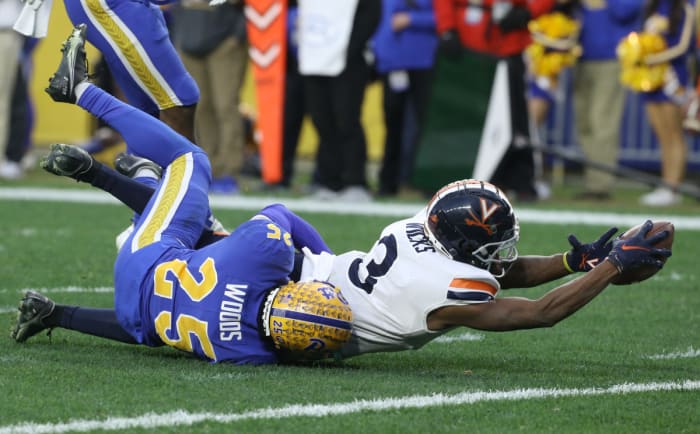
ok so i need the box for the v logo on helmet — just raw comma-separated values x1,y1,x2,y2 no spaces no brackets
463,198,501,236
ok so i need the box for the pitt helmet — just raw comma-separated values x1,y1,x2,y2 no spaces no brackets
424,179,519,277
262,281,353,360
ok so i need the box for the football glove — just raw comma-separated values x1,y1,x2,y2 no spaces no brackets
563,227,618,273
498,6,531,33
438,29,463,61
606,220,672,274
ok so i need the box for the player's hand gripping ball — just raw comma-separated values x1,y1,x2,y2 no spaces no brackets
608,220,674,285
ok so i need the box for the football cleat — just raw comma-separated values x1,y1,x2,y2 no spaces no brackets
424,179,520,277
46,23,89,104
114,153,163,179
262,281,353,360
11,291,56,343
40,143,94,181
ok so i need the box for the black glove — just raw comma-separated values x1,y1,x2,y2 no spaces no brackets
438,29,463,61
564,227,618,273
498,6,531,33
607,220,672,274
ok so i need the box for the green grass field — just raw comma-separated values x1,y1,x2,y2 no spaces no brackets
0,179,699,433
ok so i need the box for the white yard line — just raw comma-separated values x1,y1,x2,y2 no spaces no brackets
2,187,700,229
646,347,700,360
0,380,698,434
0,287,114,295
433,332,485,343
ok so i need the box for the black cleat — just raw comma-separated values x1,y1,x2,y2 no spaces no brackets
46,23,89,103
40,143,94,181
11,291,56,343
114,153,163,179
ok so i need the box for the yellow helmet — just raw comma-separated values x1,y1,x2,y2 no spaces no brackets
262,281,353,360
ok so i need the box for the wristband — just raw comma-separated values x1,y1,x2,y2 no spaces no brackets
562,252,575,273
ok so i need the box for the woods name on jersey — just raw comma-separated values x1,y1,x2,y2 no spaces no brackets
219,283,248,342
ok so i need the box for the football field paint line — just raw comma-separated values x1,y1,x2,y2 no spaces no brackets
433,332,485,343
646,347,700,360
3,187,700,229
0,287,114,295
1,380,698,434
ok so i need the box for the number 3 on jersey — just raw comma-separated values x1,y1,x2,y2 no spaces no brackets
348,235,398,294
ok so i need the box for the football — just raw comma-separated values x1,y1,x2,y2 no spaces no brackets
610,221,674,285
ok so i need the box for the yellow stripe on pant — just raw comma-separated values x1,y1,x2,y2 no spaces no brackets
133,153,192,251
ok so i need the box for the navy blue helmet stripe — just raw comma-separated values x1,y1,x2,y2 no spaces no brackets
271,308,352,330
447,290,494,302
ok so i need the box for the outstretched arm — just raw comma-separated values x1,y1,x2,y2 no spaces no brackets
498,254,571,289
429,260,620,331
429,222,671,332
498,227,618,289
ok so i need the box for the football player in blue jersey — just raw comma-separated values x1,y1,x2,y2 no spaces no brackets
13,26,352,365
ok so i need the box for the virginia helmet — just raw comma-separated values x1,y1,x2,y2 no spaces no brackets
261,281,353,360
424,179,520,277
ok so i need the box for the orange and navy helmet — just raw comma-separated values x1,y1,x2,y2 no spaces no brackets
424,179,519,277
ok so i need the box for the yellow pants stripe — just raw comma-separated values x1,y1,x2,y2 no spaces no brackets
132,154,192,251
82,0,181,108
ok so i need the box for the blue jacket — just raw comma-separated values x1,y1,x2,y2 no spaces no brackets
578,1,641,61
372,0,438,73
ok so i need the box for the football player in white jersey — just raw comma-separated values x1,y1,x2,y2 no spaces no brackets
299,179,672,358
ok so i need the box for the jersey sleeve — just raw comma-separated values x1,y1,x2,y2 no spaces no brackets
446,277,499,303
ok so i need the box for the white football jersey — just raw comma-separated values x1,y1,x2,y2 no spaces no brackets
301,210,500,358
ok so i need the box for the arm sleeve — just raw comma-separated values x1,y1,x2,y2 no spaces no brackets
408,9,436,31
258,203,333,254
432,0,458,34
525,0,557,19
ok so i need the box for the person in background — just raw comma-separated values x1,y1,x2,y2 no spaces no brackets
525,1,580,140
0,0,23,180
277,1,306,189
618,0,695,206
298,0,381,202
373,0,438,198
2,37,39,179
169,0,248,194
433,0,557,202
572,0,639,201
524,0,581,197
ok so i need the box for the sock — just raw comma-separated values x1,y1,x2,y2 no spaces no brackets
134,168,159,180
53,305,137,344
74,82,91,103
90,165,155,213
75,158,103,184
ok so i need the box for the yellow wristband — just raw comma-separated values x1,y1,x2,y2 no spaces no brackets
562,252,575,274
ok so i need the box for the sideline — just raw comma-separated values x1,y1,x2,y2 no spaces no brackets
2,187,700,229
0,380,698,433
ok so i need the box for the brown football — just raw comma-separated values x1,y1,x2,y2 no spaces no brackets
610,221,674,285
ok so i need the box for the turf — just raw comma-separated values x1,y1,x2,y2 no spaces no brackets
0,185,698,433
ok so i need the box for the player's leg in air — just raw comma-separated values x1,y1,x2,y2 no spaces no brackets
12,26,333,346
61,0,199,142
40,24,213,348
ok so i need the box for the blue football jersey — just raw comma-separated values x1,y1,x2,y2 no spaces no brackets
115,219,295,365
